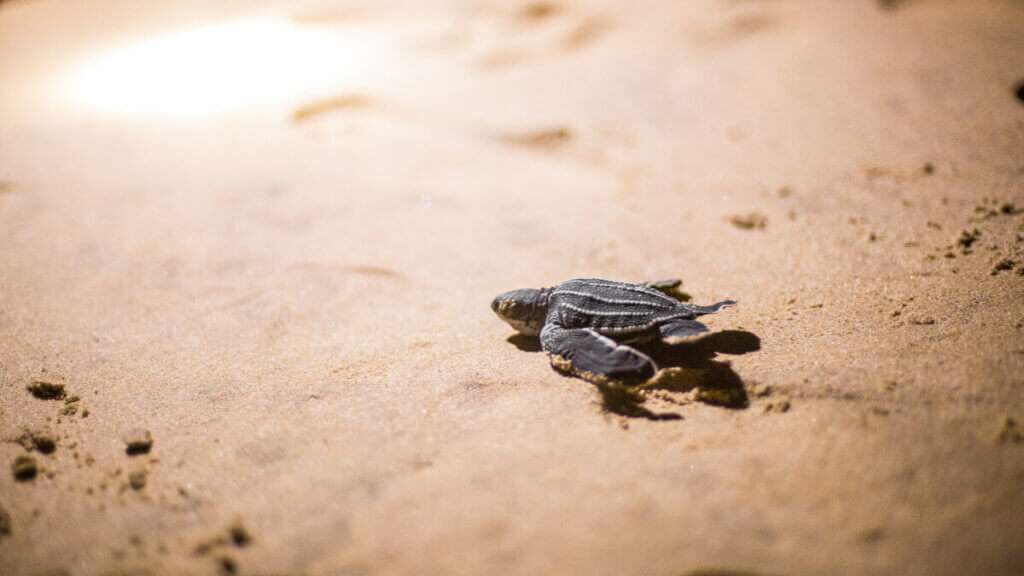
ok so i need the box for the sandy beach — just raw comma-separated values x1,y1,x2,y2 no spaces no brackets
1,0,1023,574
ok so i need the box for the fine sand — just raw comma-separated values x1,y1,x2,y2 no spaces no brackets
1,0,1023,574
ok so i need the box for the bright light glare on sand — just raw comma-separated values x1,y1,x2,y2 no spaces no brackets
64,18,367,118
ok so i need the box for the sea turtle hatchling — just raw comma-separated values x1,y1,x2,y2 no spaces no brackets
491,278,735,383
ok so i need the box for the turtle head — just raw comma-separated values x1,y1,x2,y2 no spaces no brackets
491,288,549,336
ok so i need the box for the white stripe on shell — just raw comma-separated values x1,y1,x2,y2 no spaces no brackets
550,289,674,308
559,303,658,317
567,279,680,306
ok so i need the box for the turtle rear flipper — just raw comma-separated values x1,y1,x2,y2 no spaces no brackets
684,299,736,316
659,318,711,344
541,324,656,383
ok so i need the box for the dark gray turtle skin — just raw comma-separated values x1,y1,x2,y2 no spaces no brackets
491,278,736,383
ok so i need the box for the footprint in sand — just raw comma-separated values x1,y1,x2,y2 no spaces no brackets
474,2,612,70
342,265,400,278
291,94,375,123
519,2,561,22
683,2,781,51
497,127,574,150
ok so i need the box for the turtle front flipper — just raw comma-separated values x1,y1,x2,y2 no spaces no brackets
659,318,711,344
643,279,691,302
643,279,682,291
540,324,657,383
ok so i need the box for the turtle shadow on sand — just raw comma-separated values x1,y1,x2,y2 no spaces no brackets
508,330,761,420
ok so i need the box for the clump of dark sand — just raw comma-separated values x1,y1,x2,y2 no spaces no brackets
219,556,238,575
194,519,255,558
991,258,1016,275
956,229,981,254
763,399,791,413
998,417,1022,444
17,430,57,454
694,386,749,409
729,212,768,230
12,455,38,481
129,469,147,491
973,198,1022,220
62,396,81,416
876,0,906,9
123,429,153,456
26,381,66,400
229,522,253,547
0,503,11,537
